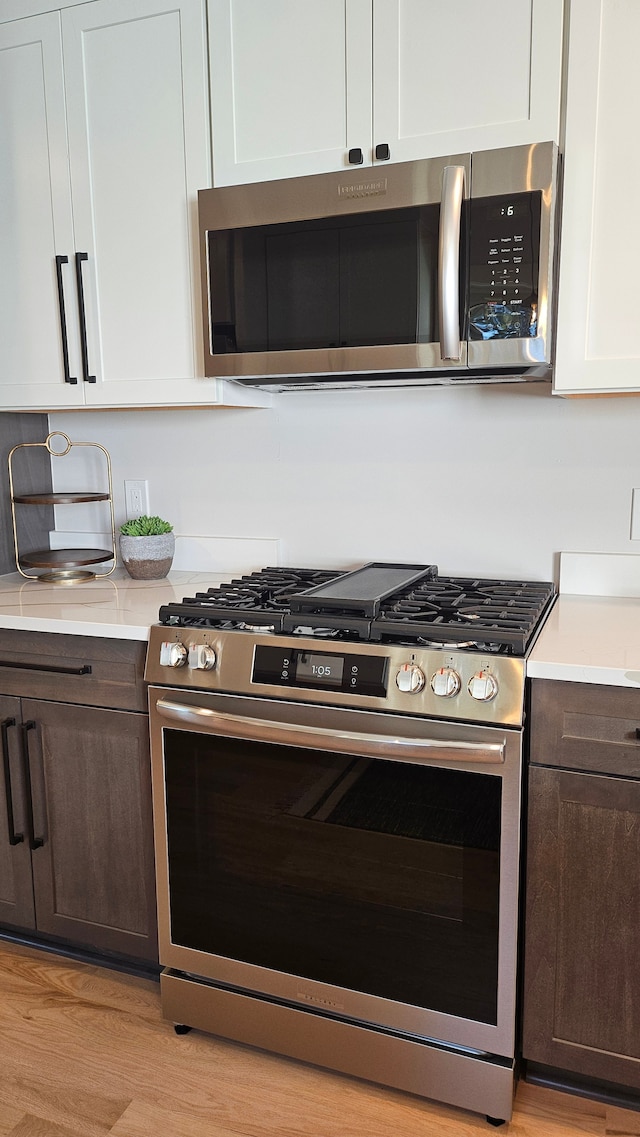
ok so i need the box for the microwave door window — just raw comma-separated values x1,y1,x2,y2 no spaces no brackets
208,205,442,356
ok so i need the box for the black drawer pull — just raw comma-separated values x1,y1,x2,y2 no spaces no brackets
375,142,390,161
0,661,91,676
1,717,23,846
20,722,44,851
348,147,363,165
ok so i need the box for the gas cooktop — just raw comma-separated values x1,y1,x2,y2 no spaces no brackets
158,561,556,656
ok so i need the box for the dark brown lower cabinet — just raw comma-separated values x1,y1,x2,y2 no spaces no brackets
523,679,640,1092
0,631,157,965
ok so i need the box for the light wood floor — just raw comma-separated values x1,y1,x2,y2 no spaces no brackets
0,941,638,1137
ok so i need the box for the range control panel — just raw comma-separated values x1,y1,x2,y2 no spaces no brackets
146,627,528,727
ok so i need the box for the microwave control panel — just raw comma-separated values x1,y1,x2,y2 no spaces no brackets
468,191,541,341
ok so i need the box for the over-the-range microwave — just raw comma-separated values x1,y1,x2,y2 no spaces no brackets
198,142,559,392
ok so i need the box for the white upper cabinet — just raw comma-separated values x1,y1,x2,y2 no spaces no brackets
0,14,80,410
553,0,640,396
0,0,268,411
208,0,564,187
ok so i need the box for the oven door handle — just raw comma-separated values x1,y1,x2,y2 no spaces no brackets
155,699,505,765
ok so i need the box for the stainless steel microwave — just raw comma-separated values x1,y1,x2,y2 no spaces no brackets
198,142,559,391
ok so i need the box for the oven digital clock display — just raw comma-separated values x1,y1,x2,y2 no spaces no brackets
295,653,344,686
252,645,387,697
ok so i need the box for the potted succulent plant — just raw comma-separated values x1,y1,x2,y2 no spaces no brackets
119,515,175,579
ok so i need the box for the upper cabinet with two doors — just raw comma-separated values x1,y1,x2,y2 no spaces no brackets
0,0,267,411
208,0,565,186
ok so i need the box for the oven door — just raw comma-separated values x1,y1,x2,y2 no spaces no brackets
148,685,523,1058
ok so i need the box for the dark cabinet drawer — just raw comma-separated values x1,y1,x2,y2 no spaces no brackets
529,678,640,777
0,629,146,712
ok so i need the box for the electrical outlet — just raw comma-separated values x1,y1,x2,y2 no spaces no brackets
124,479,150,519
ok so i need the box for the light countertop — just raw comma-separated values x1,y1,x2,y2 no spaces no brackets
527,594,640,688
0,569,226,641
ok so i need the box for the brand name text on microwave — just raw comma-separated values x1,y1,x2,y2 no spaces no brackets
337,178,388,199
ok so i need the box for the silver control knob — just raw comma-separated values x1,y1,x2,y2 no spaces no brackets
159,640,188,668
188,643,217,671
468,670,499,702
430,666,461,698
396,662,426,694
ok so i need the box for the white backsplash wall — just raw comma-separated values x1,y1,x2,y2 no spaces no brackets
49,381,640,581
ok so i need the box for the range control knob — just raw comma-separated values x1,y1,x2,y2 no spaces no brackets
188,643,217,671
430,666,461,698
468,669,499,702
396,662,426,694
160,640,188,668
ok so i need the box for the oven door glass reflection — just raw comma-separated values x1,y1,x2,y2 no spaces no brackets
164,729,502,1025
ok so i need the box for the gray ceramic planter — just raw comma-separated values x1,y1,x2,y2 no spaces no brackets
119,532,175,579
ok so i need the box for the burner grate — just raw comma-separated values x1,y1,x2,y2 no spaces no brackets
158,565,556,655
158,567,341,629
371,577,556,653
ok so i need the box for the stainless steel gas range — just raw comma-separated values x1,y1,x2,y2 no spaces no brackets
145,562,556,1125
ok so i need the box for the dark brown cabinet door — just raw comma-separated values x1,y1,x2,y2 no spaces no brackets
0,695,36,929
523,762,640,1088
22,699,157,963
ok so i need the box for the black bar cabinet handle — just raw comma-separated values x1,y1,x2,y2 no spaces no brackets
1,717,23,846
0,661,91,676
74,252,96,383
348,147,363,165
54,255,78,385
20,722,44,851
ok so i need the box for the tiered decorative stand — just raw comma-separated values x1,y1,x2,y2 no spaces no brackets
8,432,116,584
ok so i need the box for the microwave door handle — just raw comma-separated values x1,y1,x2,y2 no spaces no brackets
154,698,505,766
438,165,466,362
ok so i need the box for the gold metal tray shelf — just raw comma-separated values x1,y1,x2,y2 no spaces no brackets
9,432,116,584
12,492,111,506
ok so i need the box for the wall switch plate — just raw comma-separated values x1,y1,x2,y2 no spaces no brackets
124,479,150,519
631,488,640,540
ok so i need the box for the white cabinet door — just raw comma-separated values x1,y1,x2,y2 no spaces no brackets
373,0,564,164
553,0,640,396
0,14,83,409
62,0,219,407
209,0,372,186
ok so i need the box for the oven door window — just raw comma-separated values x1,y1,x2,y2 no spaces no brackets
207,205,444,355
164,730,501,1026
